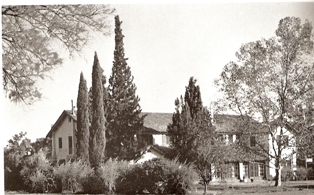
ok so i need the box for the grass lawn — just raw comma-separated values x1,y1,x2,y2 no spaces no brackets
5,181,314,195
191,180,314,195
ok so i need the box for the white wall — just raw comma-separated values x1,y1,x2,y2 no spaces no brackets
153,134,169,147
53,116,76,163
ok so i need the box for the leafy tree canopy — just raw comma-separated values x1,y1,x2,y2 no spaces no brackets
215,16,314,186
2,5,115,104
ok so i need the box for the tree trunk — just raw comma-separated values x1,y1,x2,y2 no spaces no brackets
203,181,207,195
274,157,282,186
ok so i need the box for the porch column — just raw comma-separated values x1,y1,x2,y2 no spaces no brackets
239,162,244,180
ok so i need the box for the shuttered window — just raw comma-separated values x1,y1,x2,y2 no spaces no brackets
69,136,73,154
58,137,62,148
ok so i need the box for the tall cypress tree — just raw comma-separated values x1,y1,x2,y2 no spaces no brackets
89,52,106,169
76,72,90,164
106,15,145,161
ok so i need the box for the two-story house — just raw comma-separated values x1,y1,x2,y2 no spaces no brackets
46,109,172,165
46,109,77,164
46,108,297,182
212,114,270,182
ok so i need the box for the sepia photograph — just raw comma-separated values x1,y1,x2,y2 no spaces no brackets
2,1,314,194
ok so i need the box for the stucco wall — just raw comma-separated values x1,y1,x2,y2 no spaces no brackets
53,116,76,163
153,134,169,147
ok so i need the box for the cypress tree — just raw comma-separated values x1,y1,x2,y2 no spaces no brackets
184,77,203,118
167,77,213,163
76,72,90,163
89,52,106,169
106,15,145,161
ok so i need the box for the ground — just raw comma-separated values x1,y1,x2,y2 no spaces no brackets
5,181,314,194
191,180,314,195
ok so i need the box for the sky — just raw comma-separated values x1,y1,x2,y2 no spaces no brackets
2,1,314,145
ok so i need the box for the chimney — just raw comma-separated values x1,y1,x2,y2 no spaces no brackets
71,100,75,115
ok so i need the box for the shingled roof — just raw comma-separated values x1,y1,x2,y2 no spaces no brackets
213,114,268,134
46,110,266,138
141,112,173,133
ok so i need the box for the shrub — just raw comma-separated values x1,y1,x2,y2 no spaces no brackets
20,150,54,193
80,158,128,194
53,160,93,193
308,167,314,180
28,169,48,193
100,158,129,193
281,166,293,181
295,167,308,181
115,158,198,194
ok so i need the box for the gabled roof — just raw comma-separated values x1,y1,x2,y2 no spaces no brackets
46,110,267,138
213,114,267,134
148,145,175,159
141,112,173,133
46,110,77,138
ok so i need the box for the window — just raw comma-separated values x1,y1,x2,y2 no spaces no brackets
234,134,240,142
244,163,249,178
162,135,170,146
249,163,259,177
234,163,239,178
58,137,62,148
68,136,73,154
259,163,264,177
69,116,72,122
250,136,256,147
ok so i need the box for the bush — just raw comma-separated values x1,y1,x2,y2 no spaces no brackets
295,167,308,181
28,169,48,193
308,167,314,179
53,160,93,193
20,150,54,193
81,158,128,194
281,166,293,181
115,158,198,194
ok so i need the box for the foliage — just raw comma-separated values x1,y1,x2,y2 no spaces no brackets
214,16,314,186
167,77,212,162
295,167,311,181
20,150,54,193
53,160,93,193
31,137,52,158
4,132,31,191
81,158,129,194
89,52,106,170
116,158,198,194
106,15,146,161
76,72,90,163
2,5,115,104
167,77,217,194
281,166,294,181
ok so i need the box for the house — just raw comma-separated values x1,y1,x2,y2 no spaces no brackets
46,109,77,164
46,109,172,165
46,108,297,182
140,112,172,147
136,112,173,163
212,114,299,182
211,114,271,182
